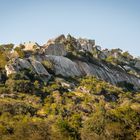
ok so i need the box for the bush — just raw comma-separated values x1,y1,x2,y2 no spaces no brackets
0,86,8,94
14,47,25,58
56,119,79,139
104,122,125,139
42,60,54,74
117,81,134,91
0,101,37,116
6,79,33,93
2,121,51,140
82,111,106,135
0,53,8,69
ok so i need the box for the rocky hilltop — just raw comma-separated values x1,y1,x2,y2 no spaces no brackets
1,35,140,140
2,34,140,91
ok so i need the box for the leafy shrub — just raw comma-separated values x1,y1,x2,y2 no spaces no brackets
0,86,8,94
117,81,134,91
42,60,54,73
0,100,37,116
0,52,8,69
56,119,79,139
2,121,51,140
6,79,33,93
0,76,140,140
14,47,25,58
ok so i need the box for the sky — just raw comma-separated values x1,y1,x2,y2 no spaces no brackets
0,0,140,56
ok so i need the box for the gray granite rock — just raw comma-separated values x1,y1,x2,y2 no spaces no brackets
44,44,67,56
135,61,140,69
45,55,82,77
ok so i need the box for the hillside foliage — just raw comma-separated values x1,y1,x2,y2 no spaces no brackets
0,40,140,140
0,75,140,140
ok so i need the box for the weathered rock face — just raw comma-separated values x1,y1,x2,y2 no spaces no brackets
29,58,50,77
5,58,33,76
17,59,33,70
4,35,140,90
43,55,140,89
22,42,40,51
5,55,140,90
135,61,140,69
45,55,81,77
43,35,96,56
5,65,17,76
44,44,67,56
77,61,140,88
77,38,95,53
5,58,50,81
43,35,67,56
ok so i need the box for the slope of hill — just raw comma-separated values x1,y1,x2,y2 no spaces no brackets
0,35,140,140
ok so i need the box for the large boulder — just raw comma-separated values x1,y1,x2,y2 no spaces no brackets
43,35,68,56
5,64,17,76
43,55,140,89
22,42,40,51
17,58,33,69
43,35,96,56
29,58,50,77
77,38,95,53
135,60,140,69
44,43,67,56
45,55,82,77
5,58,51,81
5,58,33,76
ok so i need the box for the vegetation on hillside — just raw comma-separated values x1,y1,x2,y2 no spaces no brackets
0,75,140,140
0,42,140,140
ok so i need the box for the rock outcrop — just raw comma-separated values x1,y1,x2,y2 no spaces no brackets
44,44,67,56
5,64,17,76
135,60,140,69
4,35,140,90
77,38,95,53
5,58,32,76
43,34,96,56
29,58,50,77
22,42,40,51
45,55,81,77
5,58,50,81
43,55,140,90
17,59,33,69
